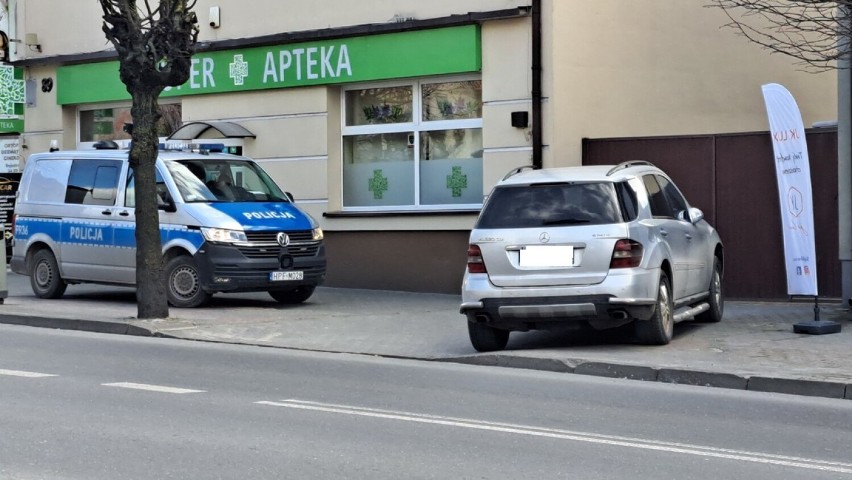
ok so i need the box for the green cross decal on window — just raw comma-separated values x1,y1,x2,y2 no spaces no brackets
446,166,468,197
368,169,389,199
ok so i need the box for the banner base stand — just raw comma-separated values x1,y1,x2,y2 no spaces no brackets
792,298,841,334
793,320,841,335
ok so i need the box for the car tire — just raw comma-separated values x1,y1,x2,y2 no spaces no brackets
696,258,724,323
29,249,67,299
635,271,674,345
467,318,510,352
269,286,316,304
165,255,211,308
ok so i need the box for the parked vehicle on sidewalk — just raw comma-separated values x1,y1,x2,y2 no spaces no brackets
460,161,724,351
11,142,326,307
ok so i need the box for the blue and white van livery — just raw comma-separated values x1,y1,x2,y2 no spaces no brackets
10,145,326,307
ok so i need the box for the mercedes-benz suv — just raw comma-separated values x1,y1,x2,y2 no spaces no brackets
460,161,724,351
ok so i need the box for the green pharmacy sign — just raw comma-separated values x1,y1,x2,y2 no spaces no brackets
0,66,25,133
57,25,481,105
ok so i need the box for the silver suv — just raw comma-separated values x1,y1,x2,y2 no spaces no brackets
460,161,724,351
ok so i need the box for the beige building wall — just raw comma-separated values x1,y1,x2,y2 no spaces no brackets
15,0,525,60
546,0,837,166
481,17,534,192
18,66,62,156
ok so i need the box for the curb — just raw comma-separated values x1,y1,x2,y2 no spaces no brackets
0,314,154,337
445,354,852,400
3,314,851,401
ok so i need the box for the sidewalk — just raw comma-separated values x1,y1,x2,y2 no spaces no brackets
1,271,850,400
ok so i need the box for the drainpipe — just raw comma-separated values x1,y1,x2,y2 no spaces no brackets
531,0,543,169
839,5,852,308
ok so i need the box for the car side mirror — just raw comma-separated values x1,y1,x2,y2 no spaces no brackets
685,207,704,224
284,191,295,202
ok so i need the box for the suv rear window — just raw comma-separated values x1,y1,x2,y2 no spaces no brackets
476,182,622,229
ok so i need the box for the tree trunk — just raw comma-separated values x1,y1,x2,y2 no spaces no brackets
130,89,169,319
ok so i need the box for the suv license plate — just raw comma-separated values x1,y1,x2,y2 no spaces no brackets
520,245,574,267
270,271,304,281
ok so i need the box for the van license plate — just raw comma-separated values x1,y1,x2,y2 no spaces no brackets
270,271,304,281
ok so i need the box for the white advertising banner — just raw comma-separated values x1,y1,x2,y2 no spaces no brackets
761,83,818,296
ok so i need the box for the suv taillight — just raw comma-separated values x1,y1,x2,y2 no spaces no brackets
467,245,487,274
610,239,643,268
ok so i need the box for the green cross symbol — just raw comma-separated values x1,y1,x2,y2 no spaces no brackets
229,54,249,86
368,169,389,199
0,66,24,116
446,166,468,197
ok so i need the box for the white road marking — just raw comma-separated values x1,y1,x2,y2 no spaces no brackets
257,399,852,475
102,382,205,394
0,369,57,378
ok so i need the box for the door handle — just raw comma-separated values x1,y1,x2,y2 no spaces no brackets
101,209,112,216
118,210,130,217
659,229,668,237
685,233,693,240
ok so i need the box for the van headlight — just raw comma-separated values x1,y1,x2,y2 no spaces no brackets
202,227,248,244
312,227,324,241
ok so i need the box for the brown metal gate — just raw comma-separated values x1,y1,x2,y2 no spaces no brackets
583,129,840,300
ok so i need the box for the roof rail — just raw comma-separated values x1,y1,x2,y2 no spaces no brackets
606,160,654,176
502,165,535,180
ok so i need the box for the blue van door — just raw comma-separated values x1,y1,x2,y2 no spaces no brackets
59,159,124,282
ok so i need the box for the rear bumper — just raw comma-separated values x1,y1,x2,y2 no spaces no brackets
460,267,659,330
461,295,655,330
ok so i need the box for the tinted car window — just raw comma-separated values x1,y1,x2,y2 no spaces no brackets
65,159,121,206
642,174,674,218
615,181,638,221
657,175,689,219
476,182,621,228
125,168,169,208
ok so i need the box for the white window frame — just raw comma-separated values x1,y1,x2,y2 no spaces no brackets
340,75,483,212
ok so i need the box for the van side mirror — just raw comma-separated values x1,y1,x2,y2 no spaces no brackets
157,192,177,213
158,199,177,213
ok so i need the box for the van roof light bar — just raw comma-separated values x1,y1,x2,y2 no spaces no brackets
93,140,120,150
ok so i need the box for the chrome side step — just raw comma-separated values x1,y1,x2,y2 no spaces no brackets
673,302,710,323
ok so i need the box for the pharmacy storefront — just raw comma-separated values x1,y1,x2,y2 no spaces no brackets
0,65,24,260
54,24,502,292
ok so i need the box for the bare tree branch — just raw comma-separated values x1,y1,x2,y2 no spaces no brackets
101,0,198,88
708,0,852,71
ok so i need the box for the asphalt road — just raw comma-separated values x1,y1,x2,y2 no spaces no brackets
1,324,850,479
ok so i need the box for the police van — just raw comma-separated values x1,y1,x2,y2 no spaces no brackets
10,143,326,307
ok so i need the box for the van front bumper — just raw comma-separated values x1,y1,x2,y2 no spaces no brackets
194,241,326,293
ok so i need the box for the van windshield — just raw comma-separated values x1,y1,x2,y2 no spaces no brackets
167,159,290,203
